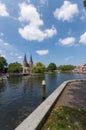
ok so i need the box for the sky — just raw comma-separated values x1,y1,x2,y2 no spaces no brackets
0,0,86,66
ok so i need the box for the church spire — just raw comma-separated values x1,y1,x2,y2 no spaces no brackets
30,55,33,64
23,53,28,68
24,53,27,62
23,54,29,75
29,55,33,76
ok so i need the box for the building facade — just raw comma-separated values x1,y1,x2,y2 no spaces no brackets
23,54,33,75
74,64,86,73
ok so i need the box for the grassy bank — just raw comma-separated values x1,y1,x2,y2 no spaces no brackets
41,106,86,130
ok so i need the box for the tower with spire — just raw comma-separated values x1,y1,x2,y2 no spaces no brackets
29,55,33,76
23,54,33,75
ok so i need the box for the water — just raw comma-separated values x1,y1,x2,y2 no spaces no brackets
0,73,86,130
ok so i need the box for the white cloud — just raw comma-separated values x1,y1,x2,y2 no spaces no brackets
36,50,49,55
9,52,13,56
64,56,73,61
0,32,4,37
59,37,75,46
40,0,48,6
0,39,16,59
80,9,86,21
18,3,57,42
4,42,9,46
79,32,86,44
18,56,23,59
9,52,18,56
15,53,19,56
0,2,9,17
9,52,23,60
0,38,23,63
0,54,6,58
0,50,2,54
18,3,43,26
54,1,79,22
40,0,47,4
0,38,13,49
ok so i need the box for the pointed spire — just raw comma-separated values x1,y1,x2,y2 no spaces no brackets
24,53,27,62
30,55,33,63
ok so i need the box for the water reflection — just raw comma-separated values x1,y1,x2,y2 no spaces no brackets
0,81,6,93
22,78,30,94
0,73,86,130
42,85,46,101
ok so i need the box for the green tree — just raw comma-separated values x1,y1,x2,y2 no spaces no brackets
0,56,7,73
47,63,57,72
33,62,46,73
83,0,86,8
8,62,22,73
57,65,75,71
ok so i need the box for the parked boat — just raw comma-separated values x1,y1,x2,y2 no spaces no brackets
0,74,9,81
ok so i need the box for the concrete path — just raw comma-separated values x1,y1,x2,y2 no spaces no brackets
56,81,86,110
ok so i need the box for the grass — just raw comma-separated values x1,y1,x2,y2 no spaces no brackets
41,106,86,130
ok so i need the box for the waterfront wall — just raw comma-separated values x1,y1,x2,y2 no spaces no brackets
15,79,85,130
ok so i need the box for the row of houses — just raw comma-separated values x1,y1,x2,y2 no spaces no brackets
73,64,86,73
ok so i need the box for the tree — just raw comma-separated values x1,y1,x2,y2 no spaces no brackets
83,0,86,8
47,63,57,72
0,56,7,73
57,65,75,71
33,62,46,73
8,62,22,73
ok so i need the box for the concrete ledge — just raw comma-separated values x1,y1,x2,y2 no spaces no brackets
15,79,85,130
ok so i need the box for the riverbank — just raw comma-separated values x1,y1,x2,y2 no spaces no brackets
0,74,86,130
41,80,86,130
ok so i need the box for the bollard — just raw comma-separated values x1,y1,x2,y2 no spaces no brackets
42,80,46,86
42,80,46,100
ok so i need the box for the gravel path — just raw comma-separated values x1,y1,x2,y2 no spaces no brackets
55,81,86,110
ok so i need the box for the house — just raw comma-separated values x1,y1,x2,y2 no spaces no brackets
74,64,86,73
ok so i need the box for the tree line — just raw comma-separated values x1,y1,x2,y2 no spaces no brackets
0,56,75,74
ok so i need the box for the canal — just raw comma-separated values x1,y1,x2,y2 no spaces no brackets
0,73,86,130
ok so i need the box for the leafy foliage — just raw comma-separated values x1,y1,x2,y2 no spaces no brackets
33,62,46,73
57,65,75,71
8,62,22,73
47,63,57,72
0,56,7,73
83,0,86,8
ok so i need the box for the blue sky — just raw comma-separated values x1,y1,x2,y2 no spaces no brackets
0,0,86,66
